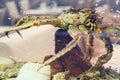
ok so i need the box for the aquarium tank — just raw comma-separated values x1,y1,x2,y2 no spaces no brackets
0,0,120,80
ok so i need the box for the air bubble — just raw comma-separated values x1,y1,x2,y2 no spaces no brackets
95,3,98,6
8,17,11,20
116,0,120,5
111,9,114,11
14,57,18,59
113,15,117,18
116,10,120,14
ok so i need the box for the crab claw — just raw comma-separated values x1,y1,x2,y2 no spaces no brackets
16,30,23,38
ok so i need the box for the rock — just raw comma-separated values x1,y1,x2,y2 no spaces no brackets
0,57,14,64
16,62,51,80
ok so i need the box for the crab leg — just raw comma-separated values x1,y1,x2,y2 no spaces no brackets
68,24,94,61
84,32,94,61
90,32,113,70
0,16,67,38
37,36,81,71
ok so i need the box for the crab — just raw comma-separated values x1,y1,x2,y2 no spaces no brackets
0,8,120,72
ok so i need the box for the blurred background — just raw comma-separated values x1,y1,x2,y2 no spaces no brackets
0,0,119,26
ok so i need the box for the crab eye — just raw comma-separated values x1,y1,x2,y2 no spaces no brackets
86,23,95,31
